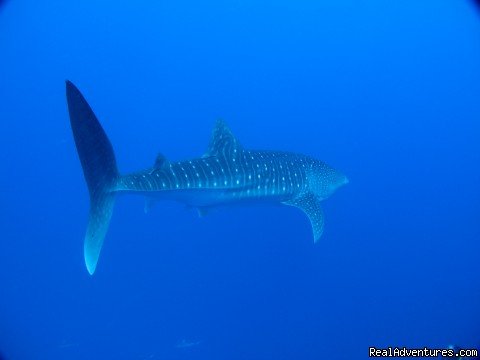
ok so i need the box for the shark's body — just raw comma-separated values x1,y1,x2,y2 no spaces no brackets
118,149,338,210
66,81,348,275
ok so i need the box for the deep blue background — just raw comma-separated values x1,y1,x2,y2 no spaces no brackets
0,1,479,359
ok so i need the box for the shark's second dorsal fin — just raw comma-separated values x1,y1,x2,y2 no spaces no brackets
283,193,324,243
146,154,170,209
154,153,170,169
149,153,170,176
204,119,242,160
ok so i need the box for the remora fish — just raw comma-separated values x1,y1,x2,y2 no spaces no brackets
66,81,348,275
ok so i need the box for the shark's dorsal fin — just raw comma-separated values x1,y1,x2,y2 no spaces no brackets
204,119,242,159
146,154,170,208
154,153,170,169
149,153,171,176
283,193,324,243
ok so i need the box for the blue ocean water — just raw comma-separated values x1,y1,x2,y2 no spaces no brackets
0,1,479,359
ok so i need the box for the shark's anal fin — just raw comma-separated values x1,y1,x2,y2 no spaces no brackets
283,193,324,243
197,207,211,217
144,198,157,214
204,119,242,160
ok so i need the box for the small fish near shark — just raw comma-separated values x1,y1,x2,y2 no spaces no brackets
175,339,202,349
66,81,348,275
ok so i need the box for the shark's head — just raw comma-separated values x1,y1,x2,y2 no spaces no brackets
308,161,348,200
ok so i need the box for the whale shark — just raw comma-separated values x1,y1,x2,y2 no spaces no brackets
66,80,348,275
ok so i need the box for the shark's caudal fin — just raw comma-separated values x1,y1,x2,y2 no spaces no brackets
66,81,118,275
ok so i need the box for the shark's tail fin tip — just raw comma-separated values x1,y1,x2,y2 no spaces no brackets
66,81,118,275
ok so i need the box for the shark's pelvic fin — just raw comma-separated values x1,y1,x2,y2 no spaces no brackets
66,80,119,275
204,119,242,160
283,193,324,243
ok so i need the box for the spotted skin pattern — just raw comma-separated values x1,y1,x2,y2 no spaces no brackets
115,120,348,242
66,81,347,274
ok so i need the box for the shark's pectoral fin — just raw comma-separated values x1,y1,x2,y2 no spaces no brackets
283,193,324,243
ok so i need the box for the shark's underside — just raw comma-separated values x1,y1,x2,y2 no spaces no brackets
66,81,348,275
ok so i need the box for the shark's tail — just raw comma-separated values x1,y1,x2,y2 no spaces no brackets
66,81,118,275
